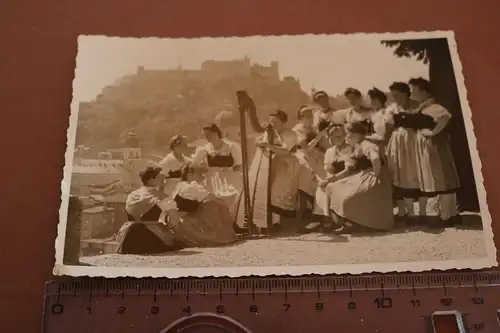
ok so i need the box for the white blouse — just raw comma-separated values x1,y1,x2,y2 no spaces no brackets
159,152,190,175
172,181,210,202
419,99,452,135
346,141,380,170
324,144,353,175
258,128,297,151
191,139,242,166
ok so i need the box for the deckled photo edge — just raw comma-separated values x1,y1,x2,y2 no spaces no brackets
53,30,497,278
54,257,497,279
75,30,456,45
53,37,84,272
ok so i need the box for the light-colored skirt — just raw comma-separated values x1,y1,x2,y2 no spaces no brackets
296,148,325,198
386,128,420,191
313,186,329,217
328,167,394,230
415,132,460,194
204,167,242,220
236,149,300,228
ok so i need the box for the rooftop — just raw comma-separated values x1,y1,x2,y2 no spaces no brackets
83,206,114,214
72,159,125,174
101,193,128,204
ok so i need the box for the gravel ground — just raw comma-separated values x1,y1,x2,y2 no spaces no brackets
80,222,487,268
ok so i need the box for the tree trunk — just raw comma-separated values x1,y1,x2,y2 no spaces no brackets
427,39,479,212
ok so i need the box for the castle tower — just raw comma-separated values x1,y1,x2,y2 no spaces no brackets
123,131,142,161
120,131,143,189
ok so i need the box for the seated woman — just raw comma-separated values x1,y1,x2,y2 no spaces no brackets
191,123,243,221
312,124,353,231
158,135,191,197
321,121,394,232
168,163,238,247
116,166,183,255
293,105,330,221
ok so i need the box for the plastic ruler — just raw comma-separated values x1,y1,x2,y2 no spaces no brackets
43,271,500,332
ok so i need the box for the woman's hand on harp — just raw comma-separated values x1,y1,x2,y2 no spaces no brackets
318,179,330,189
256,141,269,148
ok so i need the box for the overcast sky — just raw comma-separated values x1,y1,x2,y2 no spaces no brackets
73,34,430,102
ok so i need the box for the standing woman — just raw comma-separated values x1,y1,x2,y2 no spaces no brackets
409,77,460,227
237,92,301,232
366,87,392,147
385,82,421,223
312,91,335,130
293,105,330,213
191,123,243,221
320,121,394,232
339,88,375,131
158,135,191,197
254,110,301,230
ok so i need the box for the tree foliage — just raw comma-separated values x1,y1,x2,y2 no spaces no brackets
381,40,430,64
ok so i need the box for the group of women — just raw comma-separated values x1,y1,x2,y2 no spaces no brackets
116,76,460,255
236,77,460,234
116,124,245,254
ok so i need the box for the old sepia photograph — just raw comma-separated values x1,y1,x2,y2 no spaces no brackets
54,31,496,278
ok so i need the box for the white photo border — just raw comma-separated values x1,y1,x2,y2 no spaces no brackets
54,30,497,278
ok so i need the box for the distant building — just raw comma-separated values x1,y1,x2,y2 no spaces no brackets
201,57,279,83
106,147,142,161
97,152,112,160
74,145,92,158
71,132,146,196
71,158,127,196
81,57,310,156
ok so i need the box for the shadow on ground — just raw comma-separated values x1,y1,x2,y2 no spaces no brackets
239,212,484,241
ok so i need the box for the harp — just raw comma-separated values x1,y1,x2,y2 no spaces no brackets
237,91,254,236
237,90,277,234
265,124,274,230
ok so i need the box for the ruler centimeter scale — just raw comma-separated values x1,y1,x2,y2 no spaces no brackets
43,271,500,333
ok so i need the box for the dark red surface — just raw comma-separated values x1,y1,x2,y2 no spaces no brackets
1,1,500,332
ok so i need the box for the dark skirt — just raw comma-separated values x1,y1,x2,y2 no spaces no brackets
116,222,181,255
173,198,237,247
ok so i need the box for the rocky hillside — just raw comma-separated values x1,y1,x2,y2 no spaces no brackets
75,70,314,155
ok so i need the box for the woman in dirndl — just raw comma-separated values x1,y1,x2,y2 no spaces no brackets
167,163,238,247
385,82,422,224
293,105,330,224
116,166,183,255
336,88,377,133
312,124,353,231
158,135,191,196
409,77,460,228
191,123,243,221
366,87,392,147
320,121,394,232
236,96,302,232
